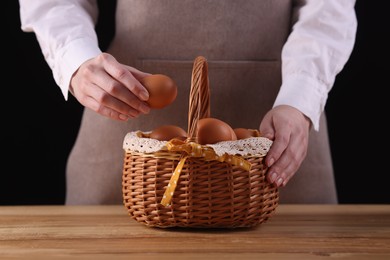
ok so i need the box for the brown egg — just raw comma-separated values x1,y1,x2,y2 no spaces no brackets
230,127,238,141
150,125,187,141
233,128,261,139
140,74,178,109
197,118,235,145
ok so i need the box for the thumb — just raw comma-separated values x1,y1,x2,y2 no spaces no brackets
259,115,275,140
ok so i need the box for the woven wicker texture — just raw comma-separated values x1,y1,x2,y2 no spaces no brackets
122,56,279,228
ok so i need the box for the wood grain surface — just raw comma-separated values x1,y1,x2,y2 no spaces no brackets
0,205,389,259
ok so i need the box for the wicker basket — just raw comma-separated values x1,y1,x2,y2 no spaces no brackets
122,56,279,228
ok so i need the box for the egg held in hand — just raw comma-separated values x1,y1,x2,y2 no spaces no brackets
150,125,187,141
140,74,178,109
196,117,236,145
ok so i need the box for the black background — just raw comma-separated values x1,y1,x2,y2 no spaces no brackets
2,1,389,205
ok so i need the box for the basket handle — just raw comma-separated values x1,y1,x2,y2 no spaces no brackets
187,56,211,141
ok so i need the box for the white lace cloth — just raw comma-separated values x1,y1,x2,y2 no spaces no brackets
123,131,272,156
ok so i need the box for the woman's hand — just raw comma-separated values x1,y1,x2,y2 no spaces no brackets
260,105,311,187
70,52,151,121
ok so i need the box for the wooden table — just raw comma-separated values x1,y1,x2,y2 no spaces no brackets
0,205,389,259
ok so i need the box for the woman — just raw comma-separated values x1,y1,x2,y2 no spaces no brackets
19,0,357,204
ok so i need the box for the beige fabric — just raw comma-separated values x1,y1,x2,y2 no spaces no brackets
66,0,337,204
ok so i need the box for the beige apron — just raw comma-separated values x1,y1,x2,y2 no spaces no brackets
66,0,337,204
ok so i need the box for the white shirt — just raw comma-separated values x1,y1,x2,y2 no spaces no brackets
19,0,357,130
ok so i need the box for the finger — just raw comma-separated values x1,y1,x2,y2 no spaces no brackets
265,125,291,168
259,115,275,140
126,65,152,80
83,95,132,121
267,154,299,187
99,54,149,101
83,81,142,118
94,73,150,115
266,132,307,187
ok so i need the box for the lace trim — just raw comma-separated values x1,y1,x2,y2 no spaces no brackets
123,131,272,156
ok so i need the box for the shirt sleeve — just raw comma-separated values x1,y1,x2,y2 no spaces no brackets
19,0,102,100
273,0,358,130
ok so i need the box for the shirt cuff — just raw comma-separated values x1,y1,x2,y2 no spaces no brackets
54,38,102,100
273,73,328,131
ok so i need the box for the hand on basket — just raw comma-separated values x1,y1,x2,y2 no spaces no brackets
259,105,311,188
70,52,151,121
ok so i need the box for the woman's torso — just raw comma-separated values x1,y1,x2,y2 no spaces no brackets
65,0,337,204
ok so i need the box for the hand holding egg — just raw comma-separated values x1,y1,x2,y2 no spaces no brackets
140,74,178,109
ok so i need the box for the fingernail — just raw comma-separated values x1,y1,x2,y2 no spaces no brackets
270,172,277,182
140,91,149,101
276,178,283,187
119,114,129,121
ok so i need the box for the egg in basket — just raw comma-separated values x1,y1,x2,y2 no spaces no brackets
122,56,279,228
